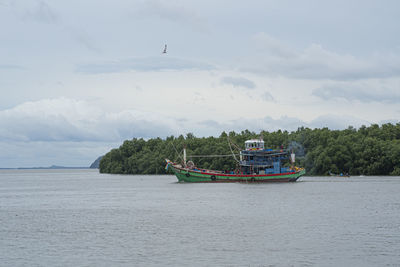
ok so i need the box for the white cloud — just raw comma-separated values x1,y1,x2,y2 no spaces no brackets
221,76,256,89
313,86,400,103
0,64,23,70
260,92,274,102
312,80,400,103
0,97,374,143
252,33,296,59
1,1,400,168
198,114,369,133
23,1,58,24
4,0,99,53
76,56,214,74
133,0,208,32
0,97,387,167
219,76,276,102
0,98,179,142
308,114,371,129
243,32,400,80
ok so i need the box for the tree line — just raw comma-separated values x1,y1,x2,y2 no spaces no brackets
99,123,400,176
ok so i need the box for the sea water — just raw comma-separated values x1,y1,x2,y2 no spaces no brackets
1,169,399,266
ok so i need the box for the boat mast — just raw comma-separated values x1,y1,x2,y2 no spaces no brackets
183,145,187,168
227,136,239,162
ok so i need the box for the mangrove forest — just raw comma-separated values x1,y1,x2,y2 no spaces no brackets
99,123,400,176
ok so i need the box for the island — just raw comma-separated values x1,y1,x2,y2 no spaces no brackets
98,123,400,176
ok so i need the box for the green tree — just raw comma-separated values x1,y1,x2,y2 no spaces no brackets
99,123,400,176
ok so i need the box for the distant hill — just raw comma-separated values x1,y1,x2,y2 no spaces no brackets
1,162,99,170
90,156,103,169
17,165,89,169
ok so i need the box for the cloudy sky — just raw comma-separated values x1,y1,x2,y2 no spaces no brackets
1,0,399,167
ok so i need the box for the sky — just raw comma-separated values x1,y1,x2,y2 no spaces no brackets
1,0,400,167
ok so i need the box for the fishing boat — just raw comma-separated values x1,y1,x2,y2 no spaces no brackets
165,139,305,182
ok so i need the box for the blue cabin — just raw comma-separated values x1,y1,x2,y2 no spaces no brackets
239,139,292,175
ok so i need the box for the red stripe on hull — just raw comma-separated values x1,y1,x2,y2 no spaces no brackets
192,178,298,183
172,165,296,178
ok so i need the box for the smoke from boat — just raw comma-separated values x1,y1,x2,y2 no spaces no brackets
287,141,305,157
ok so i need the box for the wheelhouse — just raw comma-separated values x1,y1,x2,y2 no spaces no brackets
245,139,264,150
240,140,291,175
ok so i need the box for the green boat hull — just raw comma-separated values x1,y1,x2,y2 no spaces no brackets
170,165,306,183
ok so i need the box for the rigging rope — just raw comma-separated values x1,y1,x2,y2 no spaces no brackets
170,141,184,162
188,154,239,158
227,136,240,162
169,137,244,160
